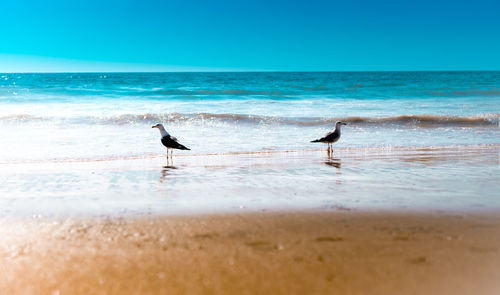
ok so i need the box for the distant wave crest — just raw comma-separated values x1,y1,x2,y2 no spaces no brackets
91,113,500,127
1,113,498,128
155,89,287,96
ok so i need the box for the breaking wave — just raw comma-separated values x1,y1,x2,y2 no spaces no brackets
1,113,498,128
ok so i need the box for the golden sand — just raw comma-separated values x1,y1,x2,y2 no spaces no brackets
1,211,500,295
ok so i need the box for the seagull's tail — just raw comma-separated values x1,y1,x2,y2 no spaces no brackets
178,145,190,150
311,139,321,143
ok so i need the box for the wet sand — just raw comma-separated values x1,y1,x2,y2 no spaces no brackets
1,145,499,216
2,211,500,295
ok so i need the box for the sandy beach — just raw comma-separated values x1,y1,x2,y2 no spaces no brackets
1,211,500,295
0,145,499,294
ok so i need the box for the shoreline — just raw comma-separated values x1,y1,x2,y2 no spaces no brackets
0,144,498,218
0,143,498,165
2,210,500,294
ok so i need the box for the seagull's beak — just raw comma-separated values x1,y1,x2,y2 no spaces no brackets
342,122,347,126
151,125,156,128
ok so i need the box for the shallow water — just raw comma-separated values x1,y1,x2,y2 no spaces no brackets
0,72,498,216
0,72,499,163
0,146,498,217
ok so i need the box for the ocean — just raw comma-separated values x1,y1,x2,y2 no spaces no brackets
0,72,499,216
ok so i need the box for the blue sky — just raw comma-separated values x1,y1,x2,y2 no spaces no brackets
0,0,499,72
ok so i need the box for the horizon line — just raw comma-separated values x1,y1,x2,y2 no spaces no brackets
2,70,500,74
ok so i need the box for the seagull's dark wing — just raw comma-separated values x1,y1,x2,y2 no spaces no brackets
161,135,190,150
311,129,340,143
324,130,340,142
321,131,335,141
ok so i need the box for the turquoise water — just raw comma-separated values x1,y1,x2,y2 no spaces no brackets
0,72,498,217
0,72,498,163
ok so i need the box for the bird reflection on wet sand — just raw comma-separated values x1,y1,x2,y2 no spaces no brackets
324,158,341,169
324,157,343,184
160,166,178,183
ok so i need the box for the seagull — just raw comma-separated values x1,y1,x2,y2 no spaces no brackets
311,121,347,155
152,123,190,161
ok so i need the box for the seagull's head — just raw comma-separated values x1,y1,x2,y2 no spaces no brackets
336,121,347,127
152,123,164,129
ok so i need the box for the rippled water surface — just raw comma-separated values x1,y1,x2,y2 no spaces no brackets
0,72,498,216
0,146,498,217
